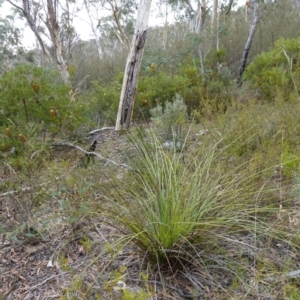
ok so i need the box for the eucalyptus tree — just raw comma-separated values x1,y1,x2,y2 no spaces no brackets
211,0,218,47
6,0,78,86
173,0,207,33
82,0,136,58
83,0,103,60
0,14,23,62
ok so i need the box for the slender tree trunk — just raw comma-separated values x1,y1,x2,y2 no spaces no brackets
46,0,71,86
162,1,168,50
200,0,207,30
237,0,259,86
110,1,130,49
226,0,235,15
83,0,103,60
115,0,152,131
211,0,218,48
211,0,218,30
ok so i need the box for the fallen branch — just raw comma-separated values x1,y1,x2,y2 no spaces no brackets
0,186,32,197
266,269,300,282
50,142,130,169
0,142,129,198
30,271,68,290
87,127,115,136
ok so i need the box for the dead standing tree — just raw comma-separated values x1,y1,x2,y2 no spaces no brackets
237,0,259,86
115,0,152,131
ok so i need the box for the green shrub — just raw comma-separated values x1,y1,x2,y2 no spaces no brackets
208,97,300,181
136,59,233,121
83,79,121,126
244,37,300,100
0,64,93,137
149,93,188,141
135,71,190,118
0,65,67,124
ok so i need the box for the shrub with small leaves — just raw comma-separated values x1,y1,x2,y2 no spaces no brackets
244,37,300,100
0,64,96,150
150,94,188,142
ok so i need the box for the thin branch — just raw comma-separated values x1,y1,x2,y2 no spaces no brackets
266,269,300,282
226,0,235,15
0,177,61,198
7,0,51,59
30,272,68,290
87,127,115,136
0,187,32,198
50,142,130,169
83,0,104,59
6,0,24,13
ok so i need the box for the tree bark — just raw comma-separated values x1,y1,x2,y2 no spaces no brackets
211,0,218,29
200,0,207,30
162,2,168,50
46,0,71,86
237,0,259,86
115,0,152,130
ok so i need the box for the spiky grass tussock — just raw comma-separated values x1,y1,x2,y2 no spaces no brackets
98,130,293,293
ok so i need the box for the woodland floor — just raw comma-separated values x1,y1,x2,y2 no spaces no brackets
0,130,136,300
1,128,300,299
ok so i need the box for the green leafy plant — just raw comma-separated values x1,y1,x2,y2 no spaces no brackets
244,37,300,100
83,79,121,126
0,64,93,138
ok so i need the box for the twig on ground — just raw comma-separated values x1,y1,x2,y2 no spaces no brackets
50,142,130,169
87,127,115,136
30,272,68,290
266,269,300,282
0,186,32,198
0,176,61,198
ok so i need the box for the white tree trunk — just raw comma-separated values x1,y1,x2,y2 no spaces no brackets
211,0,218,48
115,0,152,130
83,0,103,60
162,1,168,50
200,0,207,30
46,0,71,86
